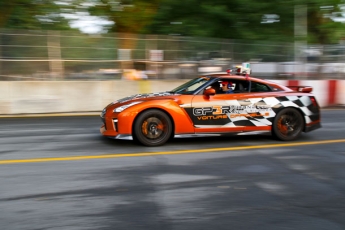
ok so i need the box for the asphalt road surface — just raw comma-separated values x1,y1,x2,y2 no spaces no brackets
1,109,345,230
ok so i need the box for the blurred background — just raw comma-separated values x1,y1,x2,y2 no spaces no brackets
2,0,345,81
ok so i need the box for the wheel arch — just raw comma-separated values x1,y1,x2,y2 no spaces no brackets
132,107,175,138
273,106,307,132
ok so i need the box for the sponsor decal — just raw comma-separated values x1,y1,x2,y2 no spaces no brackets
229,112,270,118
197,115,228,120
193,105,272,120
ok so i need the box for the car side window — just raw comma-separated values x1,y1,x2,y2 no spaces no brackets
215,79,249,93
233,80,249,93
250,82,272,92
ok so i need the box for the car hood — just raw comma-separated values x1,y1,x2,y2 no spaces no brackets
118,91,175,103
106,91,177,109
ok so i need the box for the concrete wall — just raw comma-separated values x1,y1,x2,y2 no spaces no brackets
0,79,343,115
0,80,185,114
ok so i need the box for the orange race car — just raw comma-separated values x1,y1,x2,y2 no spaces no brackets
100,69,321,146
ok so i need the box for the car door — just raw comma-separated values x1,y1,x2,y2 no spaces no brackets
190,91,253,133
241,82,278,131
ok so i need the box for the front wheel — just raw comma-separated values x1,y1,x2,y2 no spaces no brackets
272,108,304,141
133,109,173,146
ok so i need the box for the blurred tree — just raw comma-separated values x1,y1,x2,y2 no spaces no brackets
146,0,345,44
88,0,160,34
1,0,344,44
306,0,344,44
88,0,160,56
0,0,74,30
146,0,241,38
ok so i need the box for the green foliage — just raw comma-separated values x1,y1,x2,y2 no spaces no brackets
146,0,345,44
1,0,345,45
0,0,74,30
88,0,160,34
147,0,294,40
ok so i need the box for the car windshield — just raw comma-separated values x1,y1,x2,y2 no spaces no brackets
169,77,211,95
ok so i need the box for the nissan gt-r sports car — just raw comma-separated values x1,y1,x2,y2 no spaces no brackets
100,69,321,146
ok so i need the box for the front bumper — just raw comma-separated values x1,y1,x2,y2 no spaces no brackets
100,113,133,138
100,108,118,137
100,124,132,139
100,113,119,138
100,124,117,137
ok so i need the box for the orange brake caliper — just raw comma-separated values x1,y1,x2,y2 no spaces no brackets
277,117,288,134
142,121,148,135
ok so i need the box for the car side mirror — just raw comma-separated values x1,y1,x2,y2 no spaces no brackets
204,88,216,98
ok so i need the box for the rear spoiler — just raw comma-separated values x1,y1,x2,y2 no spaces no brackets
286,86,313,93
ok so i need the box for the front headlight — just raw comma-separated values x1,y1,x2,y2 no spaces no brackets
100,108,106,118
114,101,142,113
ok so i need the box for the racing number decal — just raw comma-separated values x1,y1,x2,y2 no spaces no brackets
213,105,222,115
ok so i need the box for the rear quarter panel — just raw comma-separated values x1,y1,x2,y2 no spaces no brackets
252,92,321,126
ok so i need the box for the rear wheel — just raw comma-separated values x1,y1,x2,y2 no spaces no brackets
272,108,304,141
133,109,172,146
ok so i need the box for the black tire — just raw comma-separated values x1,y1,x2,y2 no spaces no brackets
272,108,304,141
133,109,172,146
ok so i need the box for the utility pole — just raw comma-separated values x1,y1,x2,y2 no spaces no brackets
47,31,64,80
294,5,307,79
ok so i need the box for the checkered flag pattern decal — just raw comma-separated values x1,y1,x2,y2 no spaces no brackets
187,95,319,128
227,96,317,127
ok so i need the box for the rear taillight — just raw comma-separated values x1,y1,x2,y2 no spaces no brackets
310,97,318,107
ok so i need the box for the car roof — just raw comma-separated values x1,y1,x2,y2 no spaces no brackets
202,72,262,82
202,72,292,91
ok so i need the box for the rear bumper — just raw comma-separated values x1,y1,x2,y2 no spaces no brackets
304,122,321,133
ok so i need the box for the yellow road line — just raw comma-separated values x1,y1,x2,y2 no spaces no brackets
1,139,345,165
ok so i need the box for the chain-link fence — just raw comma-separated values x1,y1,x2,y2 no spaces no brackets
1,28,344,81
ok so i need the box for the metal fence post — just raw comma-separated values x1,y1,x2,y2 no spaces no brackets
47,30,64,80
